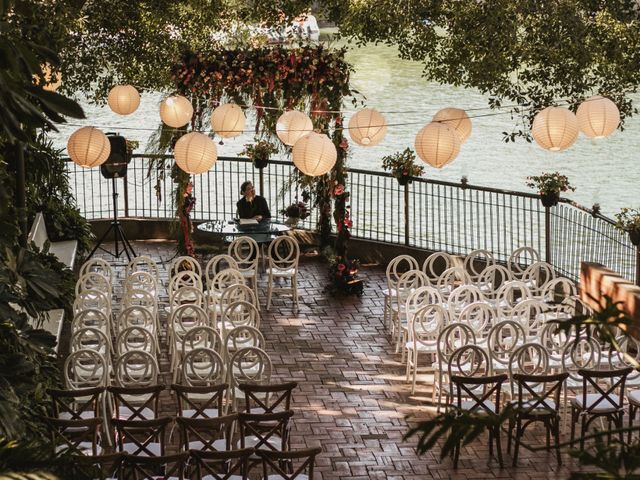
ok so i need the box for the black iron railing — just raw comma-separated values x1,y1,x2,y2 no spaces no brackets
66,154,639,285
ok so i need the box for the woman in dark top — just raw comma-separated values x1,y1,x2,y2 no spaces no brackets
236,180,271,220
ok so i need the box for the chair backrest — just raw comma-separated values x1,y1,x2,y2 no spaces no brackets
114,350,158,387
522,261,556,294
447,284,485,318
477,264,513,299
126,255,160,282
436,267,471,298
229,347,272,387
124,270,157,295
122,452,188,480
170,286,206,310
75,271,111,297
48,386,103,420
228,236,260,271
436,322,476,368
396,269,430,304
509,298,549,337
267,235,300,271
463,249,496,280
422,252,454,280
238,381,298,414
190,448,255,480
170,255,202,278
116,326,158,356
224,325,266,359
540,321,574,364
70,327,111,361
487,320,526,370
221,300,260,336
182,348,226,387
78,258,114,286
122,289,158,317
219,283,258,309
609,335,640,383
508,246,540,278
561,337,601,383
512,372,568,416
210,268,247,294
410,304,447,346
45,416,102,456
64,349,108,389
542,277,577,304
495,280,532,318
171,383,228,419
107,384,164,421
169,270,203,297
72,308,110,334
258,447,323,480
385,255,419,297
405,286,444,318
448,345,491,383
73,289,111,316
176,413,237,452
72,452,124,480
238,410,294,451
182,326,223,355
451,374,508,415
458,301,495,340
113,416,171,456
508,343,549,396
117,306,156,336
205,254,240,288
577,367,633,413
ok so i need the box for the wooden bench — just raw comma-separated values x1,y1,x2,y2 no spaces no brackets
27,212,78,269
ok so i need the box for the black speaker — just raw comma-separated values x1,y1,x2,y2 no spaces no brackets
100,134,130,178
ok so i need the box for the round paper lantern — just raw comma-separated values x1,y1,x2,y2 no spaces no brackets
159,95,193,128
348,108,387,146
432,107,472,143
276,110,313,146
531,106,579,151
174,132,218,174
414,122,460,168
576,95,620,139
108,85,140,115
292,132,337,177
211,103,245,138
67,127,111,168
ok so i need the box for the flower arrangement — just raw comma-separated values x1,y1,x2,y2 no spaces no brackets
526,172,575,207
239,139,278,168
327,256,363,296
381,148,425,185
614,207,640,245
281,201,311,220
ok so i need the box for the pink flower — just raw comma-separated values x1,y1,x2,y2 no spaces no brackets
337,263,346,272
334,184,345,196
339,138,349,150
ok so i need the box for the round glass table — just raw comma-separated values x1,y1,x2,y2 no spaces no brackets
197,219,290,244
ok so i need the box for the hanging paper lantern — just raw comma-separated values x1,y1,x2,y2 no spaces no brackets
174,132,218,174
348,108,387,146
211,103,245,138
432,107,472,143
414,122,460,168
531,106,579,151
576,95,620,139
292,132,337,176
276,110,313,146
108,85,141,116
67,127,111,168
159,95,193,128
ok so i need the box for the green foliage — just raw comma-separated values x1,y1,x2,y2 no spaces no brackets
381,148,425,180
570,436,640,479
614,207,640,233
526,172,576,195
331,0,640,139
239,139,279,164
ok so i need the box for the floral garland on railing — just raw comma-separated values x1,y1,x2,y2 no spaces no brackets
168,44,358,258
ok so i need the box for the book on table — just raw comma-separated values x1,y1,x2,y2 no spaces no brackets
239,218,259,225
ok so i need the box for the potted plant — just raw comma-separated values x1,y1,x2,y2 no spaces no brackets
239,139,278,169
614,207,640,246
382,148,425,186
525,172,575,207
280,200,311,226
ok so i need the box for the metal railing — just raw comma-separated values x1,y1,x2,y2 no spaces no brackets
66,154,639,285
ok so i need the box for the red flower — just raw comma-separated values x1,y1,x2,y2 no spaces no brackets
339,138,349,150
337,263,346,271
334,184,345,196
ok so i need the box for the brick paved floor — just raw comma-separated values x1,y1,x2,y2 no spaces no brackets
85,240,585,479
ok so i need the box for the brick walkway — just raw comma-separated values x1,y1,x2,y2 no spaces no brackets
87,241,582,479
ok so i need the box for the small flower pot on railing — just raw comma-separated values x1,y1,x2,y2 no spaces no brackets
540,192,560,208
253,158,269,169
630,229,640,246
397,174,411,186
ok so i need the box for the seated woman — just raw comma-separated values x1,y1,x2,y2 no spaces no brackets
236,181,271,221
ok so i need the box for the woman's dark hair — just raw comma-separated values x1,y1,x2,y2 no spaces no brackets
240,180,253,194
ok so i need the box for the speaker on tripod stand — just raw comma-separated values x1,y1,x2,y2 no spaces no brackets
87,133,137,261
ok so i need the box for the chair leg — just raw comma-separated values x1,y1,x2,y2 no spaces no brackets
253,275,260,311
570,407,577,446
293,275,299,310
453,441,460,468
512,421,521,467
488,428,494,459
494,426,503,468
629,404,637,444
383,295,389,330
554,418,562,465
579,414,587,451
266,274,273,310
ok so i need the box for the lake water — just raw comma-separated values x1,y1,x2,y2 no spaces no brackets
52,38,640,218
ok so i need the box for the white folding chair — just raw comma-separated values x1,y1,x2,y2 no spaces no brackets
206,268,247,315
384,255,419,331
494,280,532,319
265,236,300,310
70,327,112,365
406,304,447,394
73,289,111,319
64,349,109,390
170,255,202,279
181,348,226,386
508,247,540,279
228,347,272,410
220,300,261,339
75,272,112,297
477,264,513,300
123,289,158,320
463,249,495,282
435,267,471,300
487,320,526,374
228,237,260,307
116,326,158,356
458,301,495,347
392,270,429,352
522,261,556,298
79,258,114,286
446,284,485,320
507,342,549,398
124,271,158,298
205,254,239,289
126,255,160,284
422,251,455,281
224,326,266,362
434,322,476,410
114,350,159,388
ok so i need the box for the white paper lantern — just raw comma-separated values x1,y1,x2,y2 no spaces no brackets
211,103,245,138
576,95,620,139
292,132,337,177
67,127,111,168
108,85,141,115
160,95,193,128
414,122,460,168
532,106,579,151
276,110,313,146
174,132,218,174
432,107,472,143
348,108,387,146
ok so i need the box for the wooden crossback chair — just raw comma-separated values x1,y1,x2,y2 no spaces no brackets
45,416,103,456
257,447,322,480
238,381,298,414
121,452,188,480
450,373,508,468
113,417,171,457
171,383,228,419
108,384,164,421
189,448,255,480
176,414,237,453
508,372,568,466
72,452,124,479
48,386,103,421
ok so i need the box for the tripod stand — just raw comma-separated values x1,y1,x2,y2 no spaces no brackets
87,176,136,261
